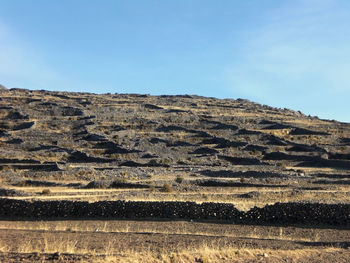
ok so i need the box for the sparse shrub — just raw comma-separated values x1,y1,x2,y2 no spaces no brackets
265,178,272,184
41,189,51,195
160,158,171,165
78,170,87,176
202,194,209,201
278,160,288,168
85,180,110,189
114,177,128,184
1,166,14,172
148,181,156,192
239,191,260,198
240,178,248,184
250,149,260,156
16,180,28,187
110,179,148,189
53,171,63,180
339,146,348,153
0,166,8,172
110,177,136,188
175,176,184,184
162,183,173,192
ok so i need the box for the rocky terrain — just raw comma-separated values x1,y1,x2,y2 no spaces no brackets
0,87,349,180
0,86,350,262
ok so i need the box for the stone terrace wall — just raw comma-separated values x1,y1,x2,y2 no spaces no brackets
0,198,349,226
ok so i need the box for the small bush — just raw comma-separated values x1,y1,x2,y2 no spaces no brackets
0,166,8,172
250,149,260,156
114,177,128,184
0,166,13,172
16,180,28,187
162,183,173,192
175,176,184,184
41,189,51,195
110,179,148,189
148,182,156,192
240,178,248,184
85,180,110,189
160,158,171,165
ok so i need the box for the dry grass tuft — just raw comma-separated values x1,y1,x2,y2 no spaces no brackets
162,183,174,193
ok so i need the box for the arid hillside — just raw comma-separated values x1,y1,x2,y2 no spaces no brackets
0,87,350,205
1,87,350,262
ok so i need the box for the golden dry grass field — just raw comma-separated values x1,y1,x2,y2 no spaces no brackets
1,220,350,262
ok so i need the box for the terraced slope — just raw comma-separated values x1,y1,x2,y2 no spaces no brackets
0,87,349,209
1,86,350,262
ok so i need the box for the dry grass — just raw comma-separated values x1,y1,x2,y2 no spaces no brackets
0,230,347,263
5,182,350,210
162,247,348,263
1,220,348,243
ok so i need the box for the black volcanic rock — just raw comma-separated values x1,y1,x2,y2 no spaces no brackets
210,123,238,130
150,138,168,144
244,144,268,152
237,129,262,135
290,128,330,136
0,121,35,131
262,135,289,146
218,155,265,165
119,161,142,167
0,158,40,164
340,138,350,144
259,119,275,125
167,109,187,113
156,125,189,132
144,104,163,110
68,151,111,163
328,153,350,160
199,170,284,178
0,188,27,197
287,144,326,153
85,180,110,189
1,198,349,226
6,111,29,120
262,123,292,129
82,134,107,141
141,153,158,158
6,138,23,144
190,147,219,155
167,140,194,147
50,106,84,116
0,87,348,179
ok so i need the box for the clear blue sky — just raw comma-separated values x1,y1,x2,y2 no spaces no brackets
0,0,349,122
